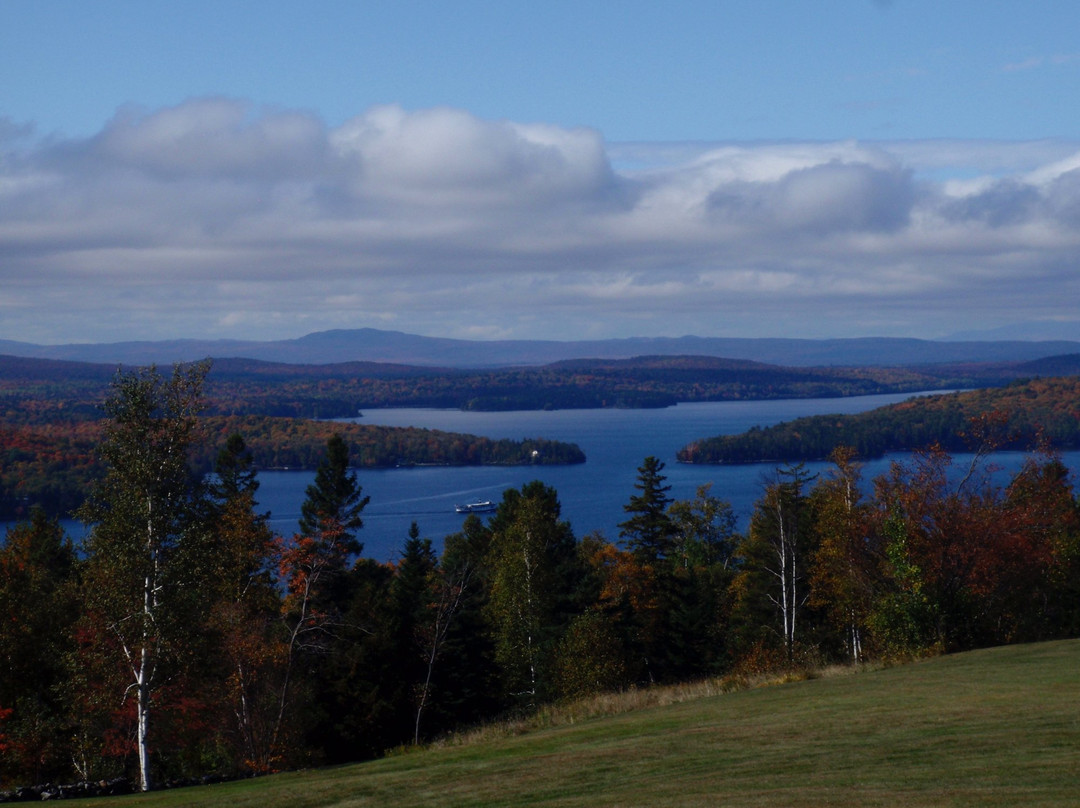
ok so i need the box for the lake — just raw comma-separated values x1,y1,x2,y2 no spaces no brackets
259,391,1064,561
15,391,1076,561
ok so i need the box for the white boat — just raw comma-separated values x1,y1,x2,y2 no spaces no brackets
455,500,497,514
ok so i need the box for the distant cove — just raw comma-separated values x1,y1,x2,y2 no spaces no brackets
248,391,1080,560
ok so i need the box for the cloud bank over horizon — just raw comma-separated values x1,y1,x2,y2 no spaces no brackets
3,98,1080,345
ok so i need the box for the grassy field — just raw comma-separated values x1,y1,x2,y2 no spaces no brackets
66,640,1079,807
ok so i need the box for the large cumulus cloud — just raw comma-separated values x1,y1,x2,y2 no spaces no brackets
1,98,1079,342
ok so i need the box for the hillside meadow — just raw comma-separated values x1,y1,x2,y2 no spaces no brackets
59,639,1079,808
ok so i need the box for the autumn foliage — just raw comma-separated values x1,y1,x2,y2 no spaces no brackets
2,365,1080,793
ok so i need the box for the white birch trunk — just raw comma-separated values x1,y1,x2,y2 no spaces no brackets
137,649,150,792
415,563,470,746
772,495,795,660
137,496,156,792
523,540,536,700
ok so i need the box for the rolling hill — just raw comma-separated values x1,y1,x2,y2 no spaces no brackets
7,352,1080,425
52,640,1080,808
3,328,1080,368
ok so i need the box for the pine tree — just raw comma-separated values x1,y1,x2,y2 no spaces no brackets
0,509,78,785
298,434,368,556
211,432,260,502
277,435,370,760
619,456,675,563
202,433,285,772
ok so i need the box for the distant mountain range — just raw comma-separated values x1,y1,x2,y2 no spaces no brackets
3,328,1080,368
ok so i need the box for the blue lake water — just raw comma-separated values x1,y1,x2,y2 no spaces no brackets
261,391,1079,561
15,391,1078,562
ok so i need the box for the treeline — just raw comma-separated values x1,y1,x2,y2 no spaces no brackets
0,415,583,522
7,352,1071,425
678,376,1080,464
3,363,1080,793
0,422,100,518
193,416,585,470
205,353,1080,412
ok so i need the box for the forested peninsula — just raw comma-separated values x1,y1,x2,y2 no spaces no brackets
678,376,1080,464
7,352,1077,421
175,353,1080,412
0,417,583,520
0,354,589,521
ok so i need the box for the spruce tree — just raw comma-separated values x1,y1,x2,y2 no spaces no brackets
619,456,676,563
0,509,78,785
298,434,368,556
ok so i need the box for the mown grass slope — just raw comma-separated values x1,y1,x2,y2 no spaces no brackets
69,640,1079,808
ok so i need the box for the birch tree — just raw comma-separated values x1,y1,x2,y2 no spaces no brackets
78,361,210,792
412,531,473,745
668,483,738,569
737,463,816,663
808,447,874,662
485,482,577,706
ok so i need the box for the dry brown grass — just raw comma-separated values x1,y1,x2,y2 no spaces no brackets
429,657,895,750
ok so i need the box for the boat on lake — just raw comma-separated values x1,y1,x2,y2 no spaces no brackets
455,500,497,514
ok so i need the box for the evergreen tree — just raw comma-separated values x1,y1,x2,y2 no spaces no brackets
0,510,79,786
657,486,740,679
308,557,396,762
298,434,368,556
425,516,501,733
211,432,260,502
201,433,286,773
309,522,442,761
392,524,439,745
619,456,676,563
282,435,371,761
668,483,738,569
411,521,476,744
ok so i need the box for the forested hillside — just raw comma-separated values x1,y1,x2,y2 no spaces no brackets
7,352,1078,422
679,376,1080,464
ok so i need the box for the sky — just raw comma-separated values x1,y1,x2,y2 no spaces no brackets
2,1,1080,345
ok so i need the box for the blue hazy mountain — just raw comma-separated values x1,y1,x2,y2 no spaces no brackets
2,328,1079,368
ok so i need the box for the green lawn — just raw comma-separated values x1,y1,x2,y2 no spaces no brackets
69,640,1080,807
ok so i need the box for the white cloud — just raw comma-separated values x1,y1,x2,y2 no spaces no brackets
2,98,1080,343
1024,152,1080,186
88,99,330,179
329,105,621,209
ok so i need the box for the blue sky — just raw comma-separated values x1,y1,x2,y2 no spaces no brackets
2,1,1080,344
